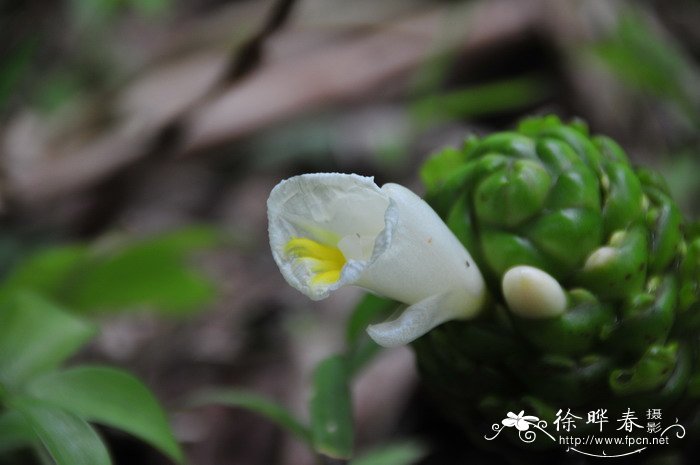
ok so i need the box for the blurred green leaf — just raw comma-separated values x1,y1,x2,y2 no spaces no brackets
411,75,550,126
345,294,398,374
346,294,397,346
589,10,700,124
128,0,172,16
350,441,428,465
347,337,383,377
131,226,218,252
0,228,218,317
0,39,37,108
0,245,88,301
8,396,111,465
72,0,173,22
27,366,183,463
310,355,353,459
190,389,311,444
0,232,28,279
34,71,84,114
0,410,35,453
592,13,685,99
410,48,460,97
655,153,700,219
0,292,95,386
67,227,217,315
71,0,121,26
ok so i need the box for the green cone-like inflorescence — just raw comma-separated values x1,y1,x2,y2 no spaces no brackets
413,115,700,452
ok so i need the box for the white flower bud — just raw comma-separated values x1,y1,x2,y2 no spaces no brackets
502,265,567,318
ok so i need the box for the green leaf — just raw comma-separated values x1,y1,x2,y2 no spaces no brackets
27,366,183,463
71,0,121,27
344,294,398,375
67,228,216,315
127,0,172,16
346,294,398,346
0,39,37,108
0,227,218,317
0,245,88,301
190,389,311,444
0,292,95,386
347,338,382,377
0,410,35,453
33,70,85,114
8,396,111,465
411,75,550,127
350,441,427,465
310,355,354,459
656,153,700,217
591,12,687,99
588,10,700,125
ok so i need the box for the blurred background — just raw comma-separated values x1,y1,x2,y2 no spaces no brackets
0,0,699,464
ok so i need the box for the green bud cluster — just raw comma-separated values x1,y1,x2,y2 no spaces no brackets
414,115,700,452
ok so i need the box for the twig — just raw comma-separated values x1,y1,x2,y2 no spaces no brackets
223,0,298,84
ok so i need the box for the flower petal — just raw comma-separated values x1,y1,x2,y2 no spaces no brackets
362,184,486,345
268,173,393,300
366,292,463,348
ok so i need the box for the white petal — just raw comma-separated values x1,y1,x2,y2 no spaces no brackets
267,173,393,300
362,184,485,346
366,291,465,348
358,184,485,312
502,266,567,318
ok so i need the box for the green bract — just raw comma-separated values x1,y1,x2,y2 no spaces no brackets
415,115,700,452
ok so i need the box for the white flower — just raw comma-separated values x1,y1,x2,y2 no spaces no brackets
267,173,486,347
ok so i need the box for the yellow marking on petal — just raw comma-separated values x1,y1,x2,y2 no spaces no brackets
285,237,346,286
312,270,343,285
285,238,341,260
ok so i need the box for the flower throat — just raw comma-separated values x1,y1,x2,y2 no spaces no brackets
285,237,346,285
